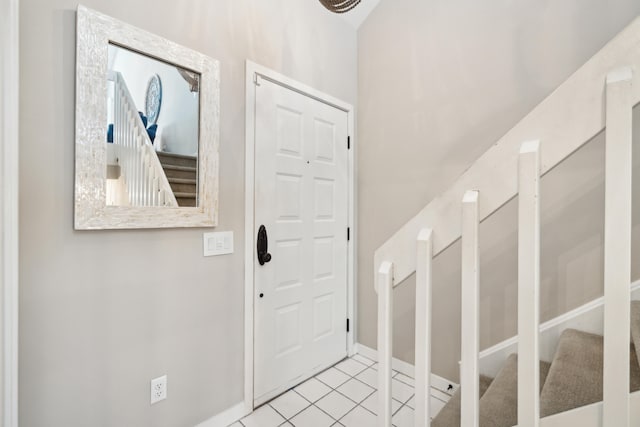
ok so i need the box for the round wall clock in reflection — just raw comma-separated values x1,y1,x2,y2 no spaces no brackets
145,74,162,125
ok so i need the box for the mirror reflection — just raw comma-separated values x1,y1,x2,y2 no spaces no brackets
105,43,200,207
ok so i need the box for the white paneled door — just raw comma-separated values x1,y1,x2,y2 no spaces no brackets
253,76,349,405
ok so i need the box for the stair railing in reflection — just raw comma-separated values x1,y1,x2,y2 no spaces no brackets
111,71,177,207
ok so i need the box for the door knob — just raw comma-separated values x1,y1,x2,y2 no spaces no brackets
257,225,272,266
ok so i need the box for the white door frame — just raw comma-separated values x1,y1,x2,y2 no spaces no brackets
0,0,20,425
244,60,356,412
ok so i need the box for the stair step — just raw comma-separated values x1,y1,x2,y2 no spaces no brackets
157,151,197,168
176,198,197,207
174,192,196,199
632,301,640,368
431,375,493,427
162,164,197,173
168,180,197,194
478,354,550,427
163,165,197,181
539,328,640,418
168,178,197,185
174,191,197,208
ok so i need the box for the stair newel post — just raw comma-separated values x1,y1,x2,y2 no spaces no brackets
127,109,133,202
146,153,153,206
461,190,480,427
127,111,133,203
377,261,394,427
130,124,136,204
517,141,541,427
141,149,147,206
415,229,433,427
124,92,132,199
146,151,152,206
603,67,633,427
143,150,150,206
135,131,142,205
152,173,159,207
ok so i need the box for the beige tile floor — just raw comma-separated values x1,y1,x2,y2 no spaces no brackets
231,353,449,427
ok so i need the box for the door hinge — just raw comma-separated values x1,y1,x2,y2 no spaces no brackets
347,227,350,241
253,73,261,86
347,136,351,150
347,318,350,333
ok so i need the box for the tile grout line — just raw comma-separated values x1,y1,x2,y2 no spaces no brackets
242,354,415,427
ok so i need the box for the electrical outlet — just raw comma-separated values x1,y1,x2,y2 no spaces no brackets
150,375,167,404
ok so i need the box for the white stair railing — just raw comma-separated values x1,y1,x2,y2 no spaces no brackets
372,18,640,427
602,67,633,427
373,65,638,427
415,229,433,426
461,190,480,427
518,141,541,427
376,230,434,427
111,72,177,207
374,16,640,290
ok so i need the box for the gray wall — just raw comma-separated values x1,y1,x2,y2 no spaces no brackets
357,0,640,381
19,1,356,426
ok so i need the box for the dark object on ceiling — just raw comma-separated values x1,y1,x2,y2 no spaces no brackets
319,0,361,14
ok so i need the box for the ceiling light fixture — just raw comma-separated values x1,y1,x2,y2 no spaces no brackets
319,0,361,14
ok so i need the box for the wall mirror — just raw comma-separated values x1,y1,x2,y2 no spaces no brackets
75,5,219,229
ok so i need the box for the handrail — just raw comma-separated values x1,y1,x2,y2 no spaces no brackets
111,72,177,207
374,15,640,288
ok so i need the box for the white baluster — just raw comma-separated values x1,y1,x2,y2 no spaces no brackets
415,229,433,427
461,190,479,427
603,67,633,427
518,141,541,427
377,261,394,427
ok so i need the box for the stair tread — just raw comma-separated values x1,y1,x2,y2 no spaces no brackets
156,151,197,160
161,164,197,172
168,178,197,185
431,375,493,427
632,301,640,368
478,354,550,427
174,192,197,198
539,328,640,418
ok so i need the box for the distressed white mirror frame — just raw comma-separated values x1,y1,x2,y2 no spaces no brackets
74,5,219,229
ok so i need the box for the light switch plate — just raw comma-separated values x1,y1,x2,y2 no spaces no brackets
203,231,234,256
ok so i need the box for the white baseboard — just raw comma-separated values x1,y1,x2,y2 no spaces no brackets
195,402,248,427
355,343,458,395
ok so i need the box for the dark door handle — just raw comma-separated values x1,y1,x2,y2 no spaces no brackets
257,225,272,265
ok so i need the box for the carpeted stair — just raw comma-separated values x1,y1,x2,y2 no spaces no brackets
632,301,640,368
431,375,493,427
432,358,550,427
540,329,640,417
432,302,640,426
157,151,198,207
